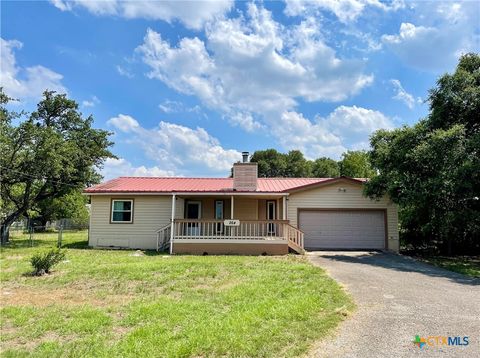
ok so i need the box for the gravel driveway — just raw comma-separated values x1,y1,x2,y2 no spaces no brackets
308,251,480,358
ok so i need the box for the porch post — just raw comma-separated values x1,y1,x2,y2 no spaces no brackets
282,196,287,220
230,195,234,219
169,194,176,254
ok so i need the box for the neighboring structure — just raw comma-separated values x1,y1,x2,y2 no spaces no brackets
84,153,399,255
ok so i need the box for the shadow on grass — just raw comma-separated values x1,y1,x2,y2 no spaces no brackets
313,251,480,286
60,241,90,249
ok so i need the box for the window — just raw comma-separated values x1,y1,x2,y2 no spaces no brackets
215,200,224,233
111,200,133,223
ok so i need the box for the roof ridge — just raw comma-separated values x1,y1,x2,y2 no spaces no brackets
117,176,232,180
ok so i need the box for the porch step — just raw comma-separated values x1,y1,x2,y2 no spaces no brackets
288,241,305,254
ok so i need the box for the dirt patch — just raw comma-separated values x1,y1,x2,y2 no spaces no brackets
4,255,25,260
0,286,136,308
1,331,79,351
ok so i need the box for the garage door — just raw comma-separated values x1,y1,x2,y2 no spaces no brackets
299,210,385,250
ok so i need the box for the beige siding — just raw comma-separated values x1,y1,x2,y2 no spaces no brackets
233,198,258,220
287,181,399,252
89,195,172,250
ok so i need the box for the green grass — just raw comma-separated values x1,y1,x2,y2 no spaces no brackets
0,230,353,357
419,256,480,278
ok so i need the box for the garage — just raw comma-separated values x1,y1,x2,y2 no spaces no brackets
299,209,386,250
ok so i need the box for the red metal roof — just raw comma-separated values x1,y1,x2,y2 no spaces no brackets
84,176,365,194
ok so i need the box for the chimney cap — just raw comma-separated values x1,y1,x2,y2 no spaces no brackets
241,151,249,163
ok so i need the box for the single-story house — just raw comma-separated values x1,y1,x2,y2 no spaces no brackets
84,153,399,255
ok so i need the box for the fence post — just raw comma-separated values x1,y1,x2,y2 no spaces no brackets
58,222,63,248
30,225,34,247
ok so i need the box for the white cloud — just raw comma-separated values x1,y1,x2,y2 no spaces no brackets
1,38,66,100
107,114,141,132
50,0,233,30
137,4,373,152
390,79,415,109
284,0,404,23
82,95,100,107
270,105,393,159
101,158,175,180
273,111,345,159
158,99,204,116
107,114,241,175
320,105,394,149
382,20,478,72
116,65,134,78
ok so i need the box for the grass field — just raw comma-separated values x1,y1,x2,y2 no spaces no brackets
417,256,480,278
0,230,353,357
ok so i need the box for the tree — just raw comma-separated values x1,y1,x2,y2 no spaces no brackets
312,157,340,177
1,90,115,243
365,53,480,255
250,149,287,177
34,190,90,229
339,150,376,178
284,150,312,177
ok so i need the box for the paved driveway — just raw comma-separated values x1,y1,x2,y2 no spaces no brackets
308,251,480,358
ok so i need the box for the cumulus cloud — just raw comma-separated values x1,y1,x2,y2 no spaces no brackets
107,114,141,132
320,105,394,150
136,4,374,153
107,114,241,175
267,105,393,159
284,0,404,23
1,38,66,100
50,0,233,30
82,95,100,107
382,18,478,72
390,79,416,109
101,158,176,180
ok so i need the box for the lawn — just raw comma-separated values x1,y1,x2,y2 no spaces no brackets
0,230,353,357
418,256,480,278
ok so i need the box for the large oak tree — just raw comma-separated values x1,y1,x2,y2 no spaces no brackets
0,90,115,243
365,53,480,255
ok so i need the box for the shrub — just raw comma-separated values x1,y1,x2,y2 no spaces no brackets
30,249,66,276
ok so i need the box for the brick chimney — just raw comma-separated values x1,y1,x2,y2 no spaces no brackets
233,152,257,191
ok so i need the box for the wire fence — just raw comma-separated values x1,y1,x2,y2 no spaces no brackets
6,218,89,248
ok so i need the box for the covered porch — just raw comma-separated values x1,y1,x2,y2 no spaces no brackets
157,193,304,254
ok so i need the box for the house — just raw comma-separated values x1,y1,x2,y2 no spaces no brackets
84,152,399,255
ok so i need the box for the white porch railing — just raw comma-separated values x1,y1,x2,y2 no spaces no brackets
285,224,304,253
156,223,171,251
173,219,290,240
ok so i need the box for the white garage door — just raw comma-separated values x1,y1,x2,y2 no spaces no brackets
299,210,386,250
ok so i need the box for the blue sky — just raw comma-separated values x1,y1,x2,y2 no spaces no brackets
2,0,479,179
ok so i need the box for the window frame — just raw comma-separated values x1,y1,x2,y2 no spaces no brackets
110,199,134,224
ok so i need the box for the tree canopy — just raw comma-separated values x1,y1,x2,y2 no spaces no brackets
250,149,373,178
0,90,115,243
365,53,480,255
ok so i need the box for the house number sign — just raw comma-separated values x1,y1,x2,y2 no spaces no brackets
224,219,240,226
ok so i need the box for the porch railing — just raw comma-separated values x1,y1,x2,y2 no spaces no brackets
173,219,289,240
156,223,171,251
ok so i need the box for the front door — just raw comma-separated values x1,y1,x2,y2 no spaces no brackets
186,201,201,235
267,200,276,234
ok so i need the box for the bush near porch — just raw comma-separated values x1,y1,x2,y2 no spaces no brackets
0,231,353,357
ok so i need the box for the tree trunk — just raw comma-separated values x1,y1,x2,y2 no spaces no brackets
1,211,25,245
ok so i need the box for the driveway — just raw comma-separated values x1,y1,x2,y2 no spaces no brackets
307,251,480,358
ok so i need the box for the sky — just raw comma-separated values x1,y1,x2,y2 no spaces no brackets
1,0,479,179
